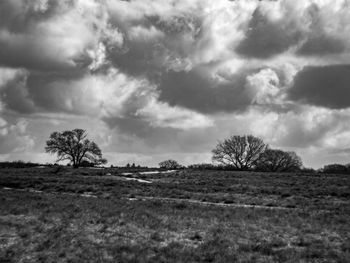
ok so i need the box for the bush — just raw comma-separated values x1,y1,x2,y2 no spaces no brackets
255,149,303,172
322,164,350,174
159,159,182,169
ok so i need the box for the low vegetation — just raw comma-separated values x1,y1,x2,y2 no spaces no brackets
0,167,349,262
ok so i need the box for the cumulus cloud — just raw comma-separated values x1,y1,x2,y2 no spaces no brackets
288,64,350,109
236,7,302,59
246,68,282,105
296,1,350,56
136,96,213,129
0,0,123,71
158,69,253,113
1,0,350,168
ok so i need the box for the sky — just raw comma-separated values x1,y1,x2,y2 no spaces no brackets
1,0,350,168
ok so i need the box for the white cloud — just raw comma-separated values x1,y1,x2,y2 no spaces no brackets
128,25,164,42
0,67,23,88
246,68,282,105
0,0,123,71
0,119,34,154
136,96,213,129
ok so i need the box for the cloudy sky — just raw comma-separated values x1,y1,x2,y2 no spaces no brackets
1,0,350,168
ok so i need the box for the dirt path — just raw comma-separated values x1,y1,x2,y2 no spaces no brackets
1,187,301,211
131,196,301,211
121,170,177,176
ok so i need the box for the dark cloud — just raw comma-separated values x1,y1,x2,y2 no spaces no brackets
236,8,302,59
1,73,36,114
107,39,162,77
289,64,350,109
297,35,346,56
1,70,88,115
25,72,84,113
0,41,88,72
107,14,201,77
158,69,253,114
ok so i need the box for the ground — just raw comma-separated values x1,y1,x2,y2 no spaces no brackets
0,167,349,262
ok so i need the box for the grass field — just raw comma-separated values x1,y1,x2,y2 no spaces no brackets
0,167,349,262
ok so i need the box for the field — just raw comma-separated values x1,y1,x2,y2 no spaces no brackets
0,167,349,262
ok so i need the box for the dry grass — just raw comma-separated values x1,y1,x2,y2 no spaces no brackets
0,167,349,262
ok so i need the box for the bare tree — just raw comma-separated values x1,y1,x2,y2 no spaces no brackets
45,129,107,168
256,148,302,172
159,159,181,169
212,135,266,170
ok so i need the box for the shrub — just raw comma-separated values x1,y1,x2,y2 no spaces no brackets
322,164,350,174
159,159,182,169
255,148,303,172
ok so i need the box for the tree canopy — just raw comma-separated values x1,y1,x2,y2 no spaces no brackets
322,163,350,174
212,135,266,170
256,148,303,172
45,129,107,168
159,159,182,169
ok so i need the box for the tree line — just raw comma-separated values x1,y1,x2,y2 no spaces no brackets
160,135,303,172
212,135,302,172
42,129,349,174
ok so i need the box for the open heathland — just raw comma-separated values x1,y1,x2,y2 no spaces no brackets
0,167,349,262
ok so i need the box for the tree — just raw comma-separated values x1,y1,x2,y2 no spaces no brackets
212,135,266,170
255,148,303,172
159,159,181,169
45,129,107,168
322,164,349,174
